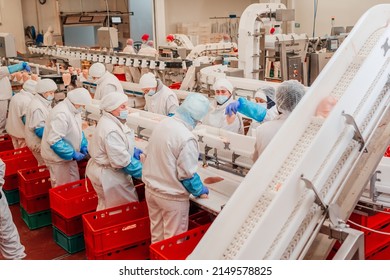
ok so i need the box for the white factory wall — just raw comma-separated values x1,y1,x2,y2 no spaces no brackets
293,0,390,37
0,0,26,53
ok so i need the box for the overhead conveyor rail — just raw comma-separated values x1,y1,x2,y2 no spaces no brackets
188,4,390,260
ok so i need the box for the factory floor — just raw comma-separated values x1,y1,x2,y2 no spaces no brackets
0,203,86,260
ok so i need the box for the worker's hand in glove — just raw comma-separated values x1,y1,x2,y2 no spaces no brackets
198,185,209,199
7,62,31,74
22,62,31,72
72,151,86,161
133,147,143,160
225,100,240,116
80,146,88,155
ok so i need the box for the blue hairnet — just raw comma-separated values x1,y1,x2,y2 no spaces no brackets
275,80,305,114
176,93,210,127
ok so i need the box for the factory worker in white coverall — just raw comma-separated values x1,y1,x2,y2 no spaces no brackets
86,92,143,211
139,72,179,116
88,62,124,100
142,93,210,243
5,80,37,149
24,79,57,166
0,62,30,133
41,88,92,187
202,78,244,134
0,159,26,259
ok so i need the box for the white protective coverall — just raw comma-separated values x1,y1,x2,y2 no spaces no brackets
0,66,12,133
41,98,83,187
0,159,26,259
142,117,200,243
5,87,35,148
93,71,124,101
202,97,244,134
86,111,139,210
247,105,279,136
252,114,288,161
144,79,179,116
24,94,52,165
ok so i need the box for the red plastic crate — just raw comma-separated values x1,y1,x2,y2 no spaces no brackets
149,223,211,260
349,209,390,233
0,147,37,176
82,201,150,253
49,178,97,219
51,209,87,236
366,241,390,260
19,191,50,214
134,180,145,202
365,221,390,256
0,134,14,152
77,159,88,178
86,240,151,260
18,166,51,197
384,146,390,157
189,210,216,227
3,174,19,191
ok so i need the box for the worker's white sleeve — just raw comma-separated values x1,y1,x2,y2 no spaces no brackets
46,112,69,145
166,95,179,115
29,109,46,129
0,66,10,80
105,131,131,169
176,139,199,181
0,159,5,187
101,84,117,98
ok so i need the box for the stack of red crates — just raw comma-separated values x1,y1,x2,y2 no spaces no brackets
349,209,390,259
49,178,98,254
385,145,390,157
82,200,150,259
18,166,52,229
0,134,14,152
149,210,215,260
0,147,38,205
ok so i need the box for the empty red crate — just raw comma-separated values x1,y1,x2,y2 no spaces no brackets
82,201,150,253
189,210,216,228
19,191,50,214
149,223,211,260
365,221,390,256
51,209,86,236
366,241,390,260
3,174,19,191
18,166,51,196
86,240,151,260
0,134,14,152
0,147,37,176
49,178,97,219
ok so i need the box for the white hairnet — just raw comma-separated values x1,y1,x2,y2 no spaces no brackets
254,90,266,101
89,62,106,78
176,93,210,123
139,73,157,89
262,86,275,101
100,91,128,112
67,88,92,106
275,80,305,114
36,79,57,94
23,79,37,94
213,78,233,93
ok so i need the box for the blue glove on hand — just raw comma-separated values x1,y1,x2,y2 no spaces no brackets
72,151,86,161
199,185,209,196
133,147,143,160
7,62,30,74
34,127,44,138
225,100,240,116
80,146,88,155
23,62,31,72
167,113,175,117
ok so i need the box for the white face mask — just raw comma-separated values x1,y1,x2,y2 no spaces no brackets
215,95,229,105
76,107,83,113
118,110,128,120
147,89,156,96
46,95,54,101
258,103,267,108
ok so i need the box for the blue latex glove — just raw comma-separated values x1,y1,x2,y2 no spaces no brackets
8,62,30,74
80,146,88,155
72,151,86,161
50,139,74,160
21,115,26,125
180,173,208,197
34,127,44,138
80,131,88,155
133,147,143,160
167,113,175,117
225,100,240,116
123,157,143,179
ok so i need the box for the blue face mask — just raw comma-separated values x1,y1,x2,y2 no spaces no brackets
215,95,229,105
147,89,156,96
118,110,128,120
46,95,54,101
76,107,83,113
